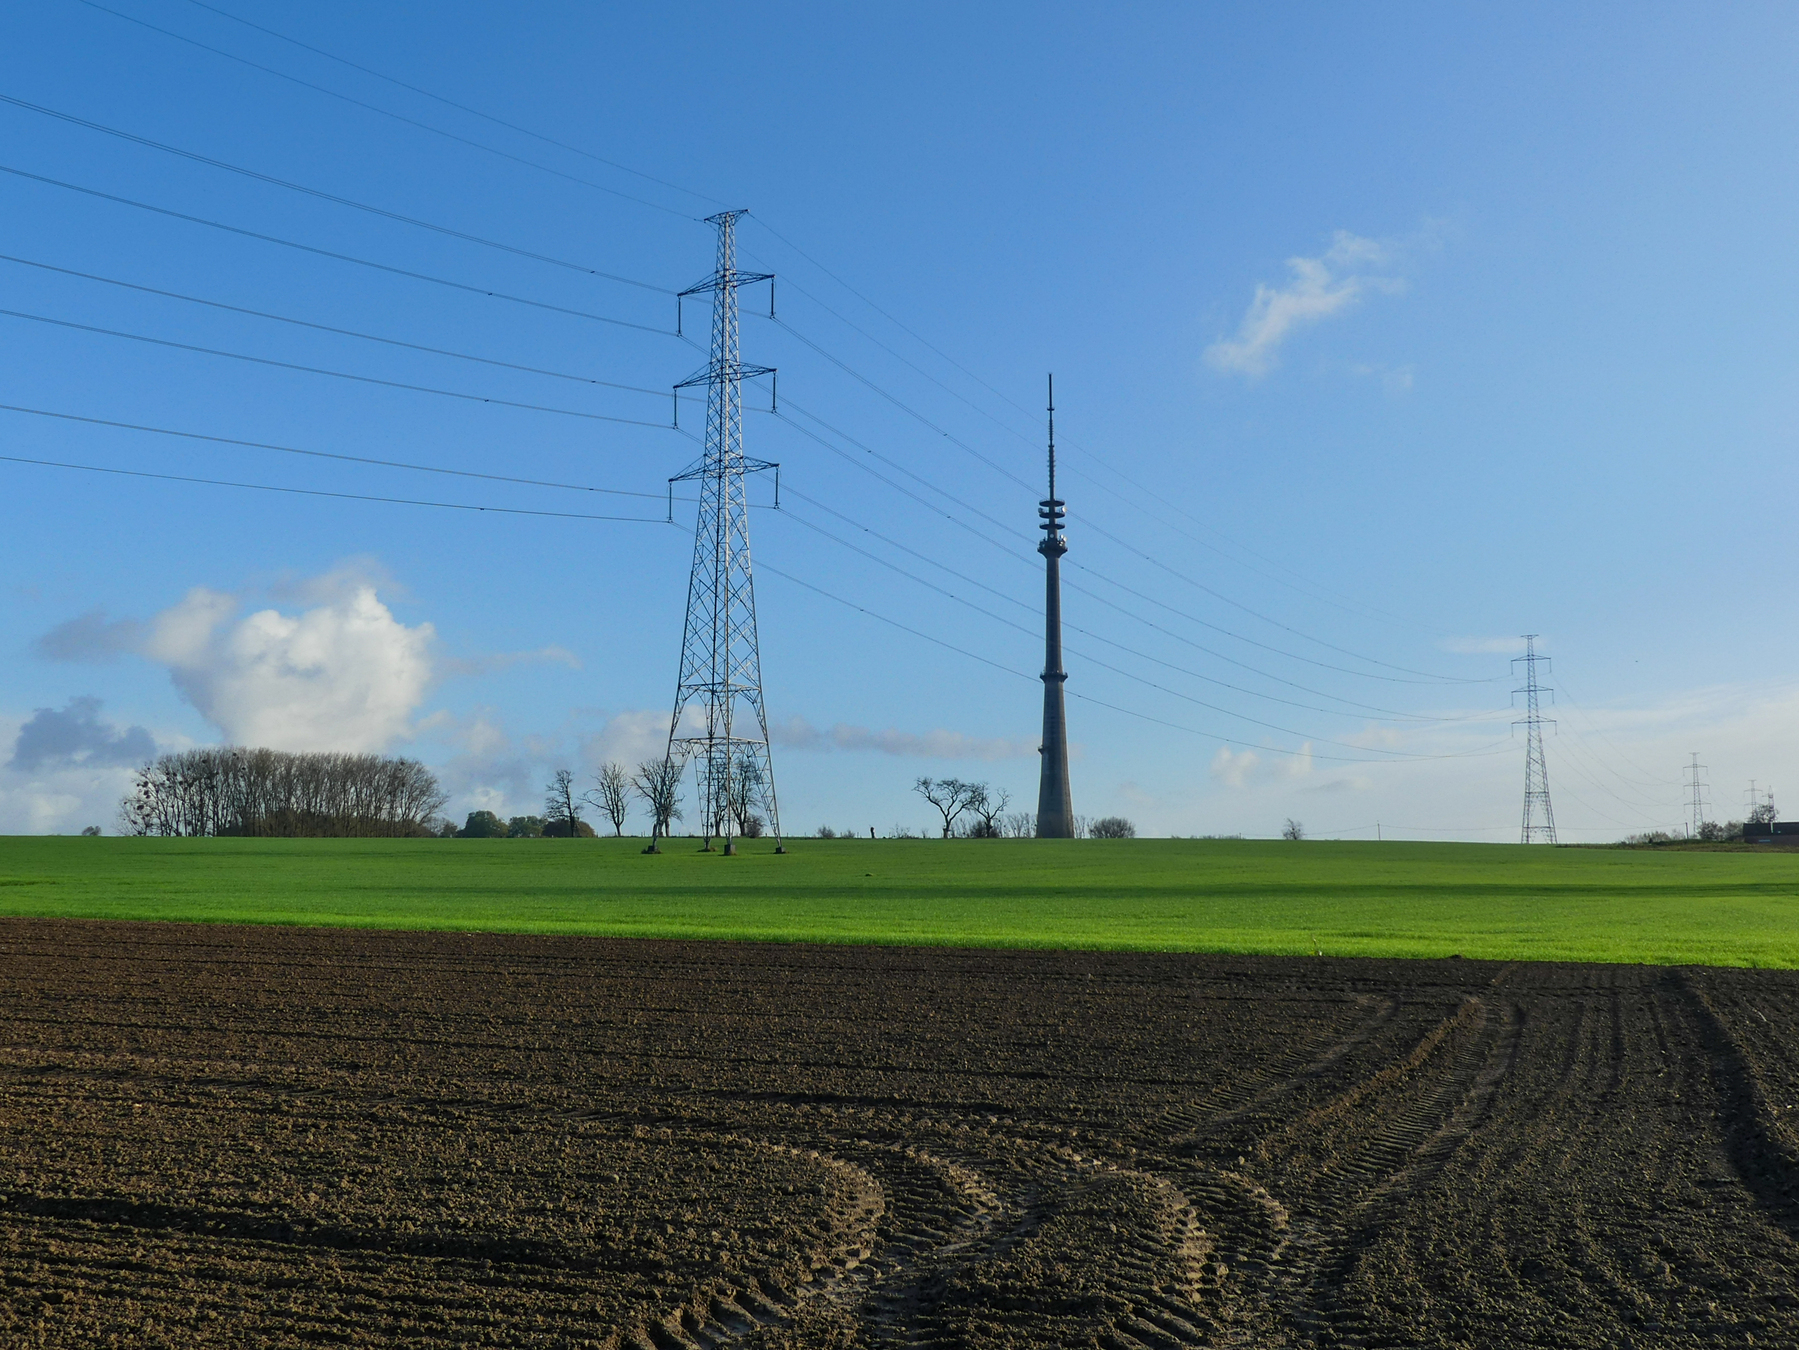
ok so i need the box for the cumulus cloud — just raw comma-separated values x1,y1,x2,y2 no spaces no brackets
1205,232,1403,378
769,715,1037,761
8,697,155,771
142,583,434,752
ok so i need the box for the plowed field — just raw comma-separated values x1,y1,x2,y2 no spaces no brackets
2,919,1796,1348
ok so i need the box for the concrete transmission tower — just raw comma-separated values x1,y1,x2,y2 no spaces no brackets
1684,752,1710,838
1513,635,1557,844
663,210,782,854
1035,375,1074,837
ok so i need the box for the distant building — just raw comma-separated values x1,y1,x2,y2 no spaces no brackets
1743,820,1799,843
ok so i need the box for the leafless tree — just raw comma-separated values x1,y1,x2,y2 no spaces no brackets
1091,816,1136,839
585,761,631,836
1282,818,1306,841
119,748,446,838
1001,810,1036,839
913,777,983,838
633,759,685,852
967,786,1010,838
542,769,588,837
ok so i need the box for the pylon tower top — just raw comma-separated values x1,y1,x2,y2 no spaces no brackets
664,211,782,855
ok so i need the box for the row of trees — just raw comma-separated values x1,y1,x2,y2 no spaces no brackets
451,761,693,849
120,748,447,838
906,779,1134,838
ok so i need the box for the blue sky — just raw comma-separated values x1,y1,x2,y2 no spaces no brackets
3,1,1796,839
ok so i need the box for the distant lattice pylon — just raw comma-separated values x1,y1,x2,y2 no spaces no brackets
1514,636,1557,844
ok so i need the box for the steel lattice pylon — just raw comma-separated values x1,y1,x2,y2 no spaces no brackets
664,210,782,854
1514,635,1557,844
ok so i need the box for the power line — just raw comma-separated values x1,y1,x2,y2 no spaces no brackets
762,558,1510,767
781,491,1499,727
0,163,677,335
0,93,673,292
753,265,1442,636
772,404,1493,688
0,452,670,522
179,0,727,209
0,306,675,428
0,251,688,402
75,0,1469,668
772,505,1504,760
0,401,696,501
73,0,702,220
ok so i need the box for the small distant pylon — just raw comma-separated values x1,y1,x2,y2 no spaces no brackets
1513,636,1557,844
1684,753,1710,838
663,210,783,855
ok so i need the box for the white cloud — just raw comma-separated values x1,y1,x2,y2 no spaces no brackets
768,715,1037,761
142,582,434,752
1209,741,1316,789
1209,746,1262,788
1205,232,1403,378
1441,636,1530,655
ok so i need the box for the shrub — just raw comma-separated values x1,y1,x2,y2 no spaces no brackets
1090,816,1136,839
541,818,597,838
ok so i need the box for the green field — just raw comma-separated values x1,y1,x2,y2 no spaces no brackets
2,835,1797,967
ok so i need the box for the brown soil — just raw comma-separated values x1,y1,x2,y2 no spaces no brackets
1,920,1795,1348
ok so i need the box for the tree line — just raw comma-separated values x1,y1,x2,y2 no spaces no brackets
120,748,447,838
905,778,1134,839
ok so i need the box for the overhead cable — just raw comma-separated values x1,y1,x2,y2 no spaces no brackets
0,252,686,402
0,163,676,335
0,452,669,522
0,93,672,292
180,0,727,209
0,306,673,428
0,402,680,500
74,0,702,220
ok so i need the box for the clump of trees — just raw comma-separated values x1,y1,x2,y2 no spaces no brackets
908,778,1134,839
121,748,447,838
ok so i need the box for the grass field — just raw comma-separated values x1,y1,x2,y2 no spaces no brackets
3,834,1797,967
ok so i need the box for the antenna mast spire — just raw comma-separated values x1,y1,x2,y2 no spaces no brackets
664,211,782,855
1035,373,1075,838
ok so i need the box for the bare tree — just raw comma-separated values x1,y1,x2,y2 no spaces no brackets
1001,810,1035,839
543,769,586,838
913,777,983,838
633,759,685,852
1091,816,1136,839
585,761,631,836
1282,818,1306,841
966,786,1009,838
